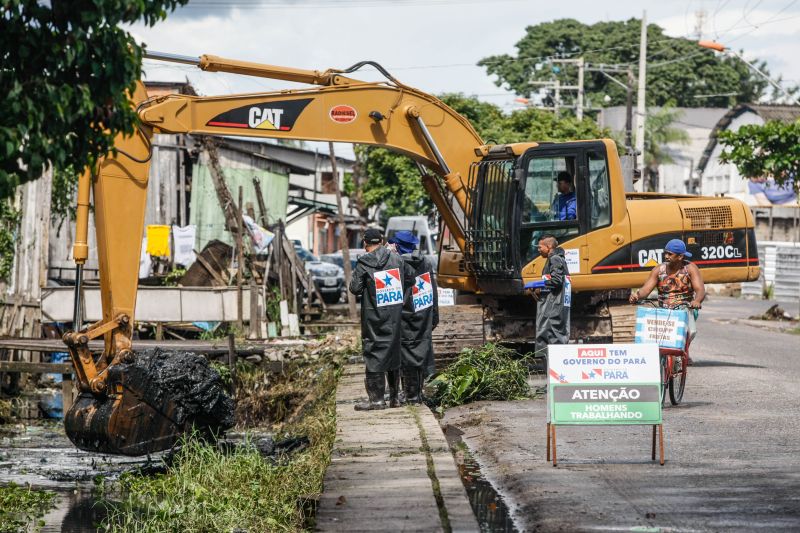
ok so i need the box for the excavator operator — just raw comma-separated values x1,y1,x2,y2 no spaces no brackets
551,171,577,221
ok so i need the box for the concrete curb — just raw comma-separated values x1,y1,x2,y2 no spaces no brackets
316,364,478,532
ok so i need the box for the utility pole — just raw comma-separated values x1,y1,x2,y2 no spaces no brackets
576,57,585,121
554,79,561,116
635,10,648,192
587,65,634,149
328,142,358,320
625,67,634,150
538,58,584,118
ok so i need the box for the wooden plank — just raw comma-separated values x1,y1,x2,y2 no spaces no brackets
0,361,73,373
0,338,306,355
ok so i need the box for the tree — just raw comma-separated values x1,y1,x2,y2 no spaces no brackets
642,106,690,192
718,120,800,193
0,0,188,199
479,18,770,111
356,93,609,222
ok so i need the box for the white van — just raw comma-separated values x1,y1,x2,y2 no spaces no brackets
385,216,438,269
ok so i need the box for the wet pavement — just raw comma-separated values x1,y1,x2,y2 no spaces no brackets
442,296,800,532
446,426,518,533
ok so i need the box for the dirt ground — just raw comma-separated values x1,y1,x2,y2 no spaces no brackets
441,296,800,532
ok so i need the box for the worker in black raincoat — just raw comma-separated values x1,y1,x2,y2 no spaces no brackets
531,235,571,358
349,228,405,410
390,231,439,404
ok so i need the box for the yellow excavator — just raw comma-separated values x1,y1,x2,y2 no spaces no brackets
63,51,759,455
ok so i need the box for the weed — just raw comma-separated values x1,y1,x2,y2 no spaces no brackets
0,399,11,424
97,335,355,532
0,482,56,533
429,343,532,411
163,267,187,287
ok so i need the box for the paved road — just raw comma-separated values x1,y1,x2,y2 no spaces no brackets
443,296,800,532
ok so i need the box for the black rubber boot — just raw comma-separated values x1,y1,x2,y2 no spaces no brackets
387,370,401,408
354,372,386,411
403,367,422,404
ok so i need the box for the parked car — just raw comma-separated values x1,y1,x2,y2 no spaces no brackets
292,243,345,304
320,249,366,302
320,249,366,272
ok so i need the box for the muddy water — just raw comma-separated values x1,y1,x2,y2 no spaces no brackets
0,422,162,531
445,427,518,533
1,422,276,531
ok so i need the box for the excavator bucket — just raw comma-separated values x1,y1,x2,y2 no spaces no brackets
65,348,235,456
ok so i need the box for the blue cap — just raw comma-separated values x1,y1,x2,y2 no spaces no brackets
664,239,692,258
393,230,419,255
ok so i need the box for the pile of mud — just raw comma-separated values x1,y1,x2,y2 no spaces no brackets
66,349,234,455
117,348,235,431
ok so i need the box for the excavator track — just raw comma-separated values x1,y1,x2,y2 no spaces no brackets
432,305,485,369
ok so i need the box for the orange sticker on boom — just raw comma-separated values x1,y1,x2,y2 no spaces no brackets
329,105,357,124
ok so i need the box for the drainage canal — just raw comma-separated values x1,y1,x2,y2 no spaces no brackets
445,427,518,533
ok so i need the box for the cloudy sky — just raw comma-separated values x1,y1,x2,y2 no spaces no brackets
128,0,800,154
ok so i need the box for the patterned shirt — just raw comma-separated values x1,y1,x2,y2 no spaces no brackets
657,262,694,309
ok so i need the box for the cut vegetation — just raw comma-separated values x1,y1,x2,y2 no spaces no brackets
430,343,533,411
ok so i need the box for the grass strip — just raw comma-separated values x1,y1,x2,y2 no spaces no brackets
410,405,451,533
0,483,56,533
97,339,354,532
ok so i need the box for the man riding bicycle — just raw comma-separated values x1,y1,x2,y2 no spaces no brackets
629,239,706,351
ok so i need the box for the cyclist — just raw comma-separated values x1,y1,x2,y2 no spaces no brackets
629,239,705,354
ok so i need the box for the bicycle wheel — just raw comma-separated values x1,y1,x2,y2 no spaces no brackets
669,354,687,405
659,354,668,405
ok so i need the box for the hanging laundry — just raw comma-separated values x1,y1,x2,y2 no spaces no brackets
146,225,171,257
172,225,197,267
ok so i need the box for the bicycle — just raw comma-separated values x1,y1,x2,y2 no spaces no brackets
634,300,690,406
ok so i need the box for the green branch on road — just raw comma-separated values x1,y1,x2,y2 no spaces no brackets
430,343,533,411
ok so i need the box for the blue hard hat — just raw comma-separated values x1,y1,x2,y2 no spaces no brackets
664,239,692,258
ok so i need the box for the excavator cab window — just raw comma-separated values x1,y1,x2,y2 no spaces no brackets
588,150,611,229
516,142,611,266
518,153,580,265
465,141,612,278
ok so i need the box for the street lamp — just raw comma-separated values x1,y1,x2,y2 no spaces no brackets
698,40,800,105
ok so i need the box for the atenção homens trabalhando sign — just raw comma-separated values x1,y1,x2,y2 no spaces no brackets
547,343,662,425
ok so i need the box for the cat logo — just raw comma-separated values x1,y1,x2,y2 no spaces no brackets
637,248,663,267
206,98,313,132
248,107,285,130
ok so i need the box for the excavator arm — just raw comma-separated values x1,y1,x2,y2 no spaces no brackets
65,53,487,455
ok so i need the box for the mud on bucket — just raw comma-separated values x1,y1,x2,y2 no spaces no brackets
65,349,235,456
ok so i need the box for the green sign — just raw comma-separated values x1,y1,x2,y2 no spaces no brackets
548,344,662,426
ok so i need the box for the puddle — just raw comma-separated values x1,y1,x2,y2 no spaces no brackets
39,489,108,533
445,427,518,533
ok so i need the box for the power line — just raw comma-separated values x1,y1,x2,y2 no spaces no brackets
179,0,528,8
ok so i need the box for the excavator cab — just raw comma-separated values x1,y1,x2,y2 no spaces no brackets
464,141,617,294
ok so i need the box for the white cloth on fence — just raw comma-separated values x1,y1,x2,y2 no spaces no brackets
139,237,152,278
172,225,197,267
